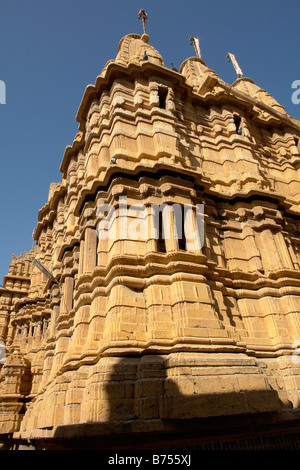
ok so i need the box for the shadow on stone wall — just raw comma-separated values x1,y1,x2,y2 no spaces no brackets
51,354,297,450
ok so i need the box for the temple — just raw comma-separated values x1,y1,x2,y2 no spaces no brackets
1,28,300,450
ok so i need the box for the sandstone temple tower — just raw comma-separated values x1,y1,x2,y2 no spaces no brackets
1,25,300,450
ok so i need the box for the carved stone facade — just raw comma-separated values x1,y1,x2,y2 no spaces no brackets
1,33,300,450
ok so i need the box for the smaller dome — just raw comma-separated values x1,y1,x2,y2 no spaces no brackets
179,56,220,93
114,33,165,67
232,77,286,114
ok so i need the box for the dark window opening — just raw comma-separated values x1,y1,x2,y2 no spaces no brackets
294,137,299,148
129,286,144,293
178,231,187,251
234,114,242,135
158,87,168,109
157,211,167,253
175,209,187,251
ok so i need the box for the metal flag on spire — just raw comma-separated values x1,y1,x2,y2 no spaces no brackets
138,9,149,34
227,52,243,78
189,36,201,59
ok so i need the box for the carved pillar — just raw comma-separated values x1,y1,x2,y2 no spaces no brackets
256,228,283,273
273,231,294,270
0,291,12,349
78,239,85,277
163,206,178,252
149,83,159,107
243,226,264,272
60,277,74,315
83,227,97,274
35,319,42,339
286,237,300,269
184,204,204,254
0,347,31,433
49,305,60,338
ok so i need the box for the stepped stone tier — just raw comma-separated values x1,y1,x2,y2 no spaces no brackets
1,32,300,450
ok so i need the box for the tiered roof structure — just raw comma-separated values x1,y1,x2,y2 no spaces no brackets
1,24,300,449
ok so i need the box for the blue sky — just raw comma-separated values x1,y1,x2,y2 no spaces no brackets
0,0,299,283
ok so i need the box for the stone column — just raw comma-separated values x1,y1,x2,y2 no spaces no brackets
0,347,30,433
64,276,74,313
149,84,159,107
147,206,162,253
49,304,60,338
243,226,264,272
42,317,49,338
258,228,283,272
78,239,85,277
159,206,178,252
273,231,294,270
83,227,97,274
184,204,204,254
35,319,42,339
286,237,300,270
0,294,11,343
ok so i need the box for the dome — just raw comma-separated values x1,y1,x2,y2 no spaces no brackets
232,77,286,114
179,56,221,95
114,33,165,67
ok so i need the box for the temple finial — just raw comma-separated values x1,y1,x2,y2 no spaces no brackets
138,9,149,35
189,36,201,59
227,52,243,78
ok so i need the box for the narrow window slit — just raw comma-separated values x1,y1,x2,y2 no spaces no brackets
157,211,166,253
158,87,168,109
234,114,242,135
175,208,187,251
